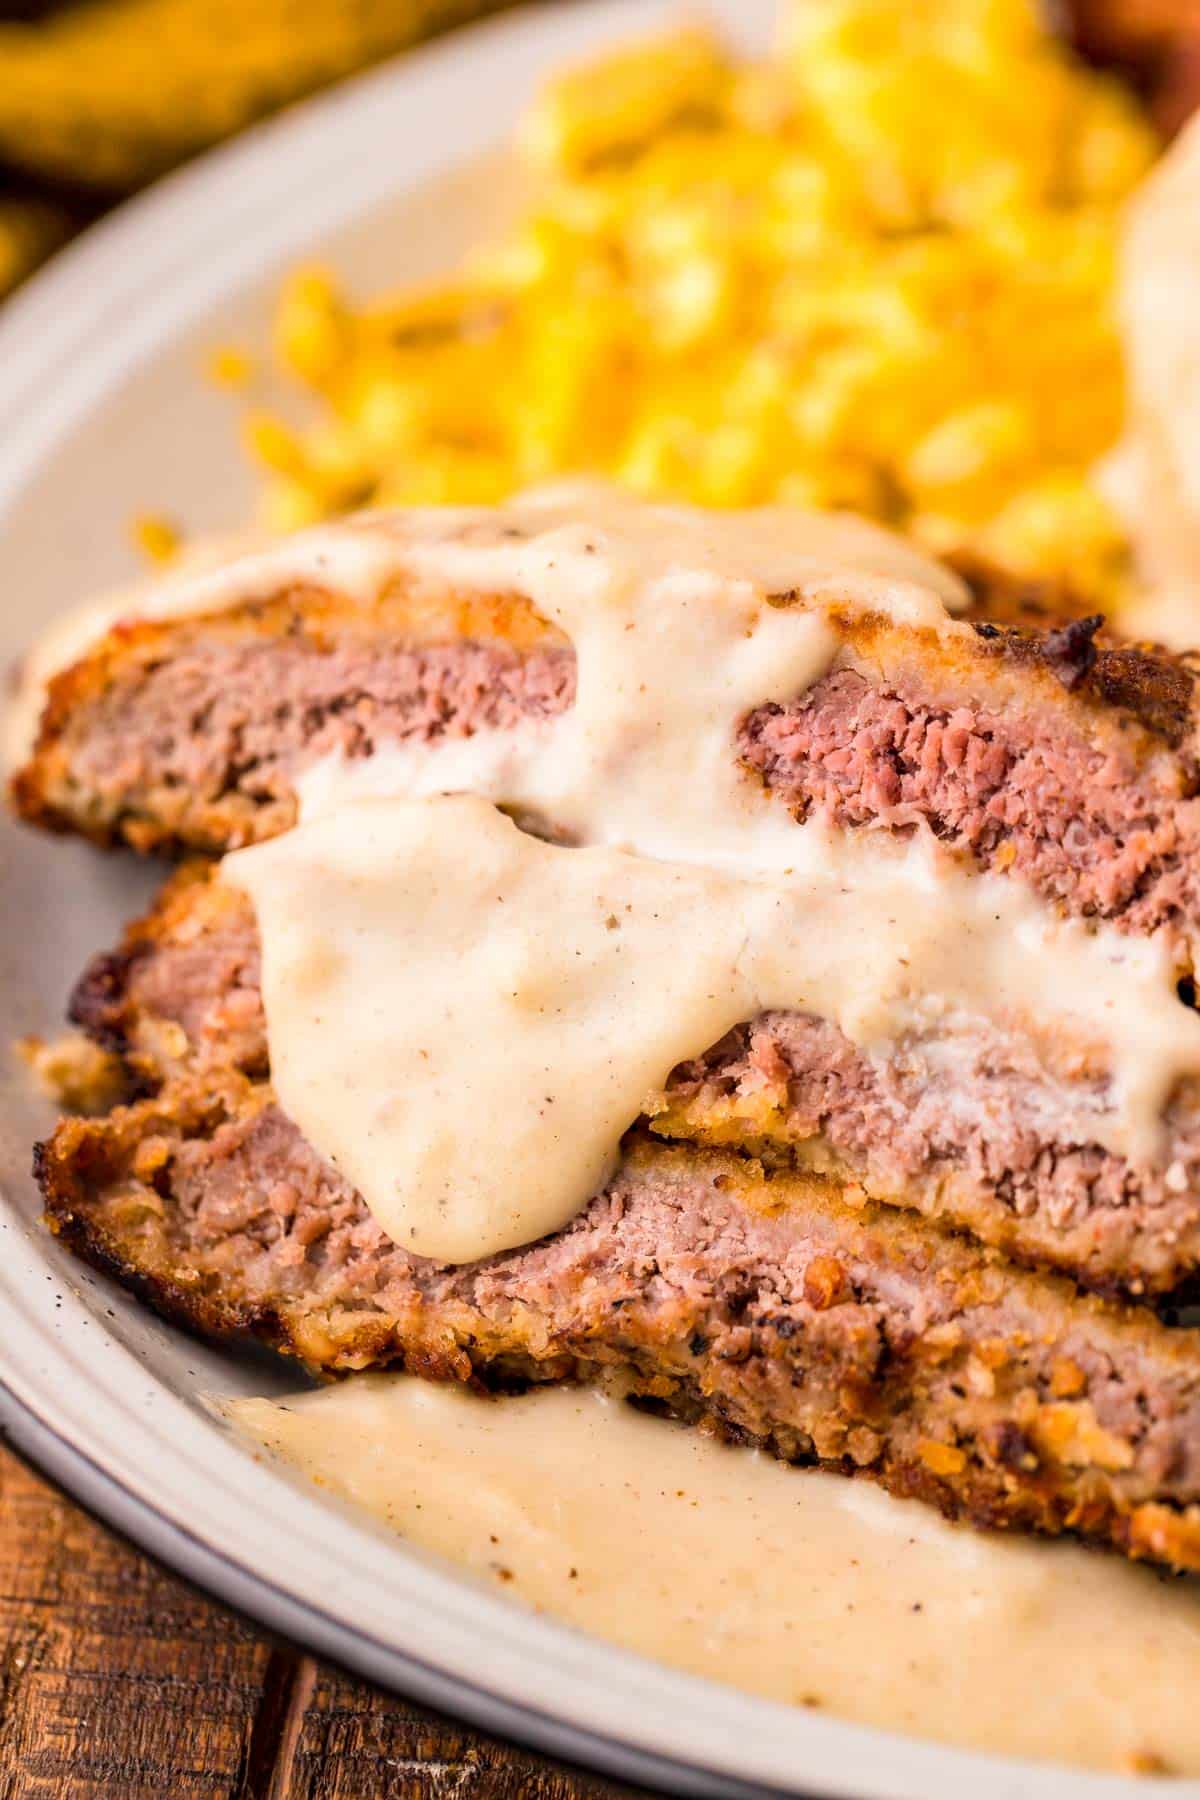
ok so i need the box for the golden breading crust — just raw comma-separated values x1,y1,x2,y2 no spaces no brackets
10,564,1200,862
59,857,1200,1296
10,581,560,854
35,1071,1200,1572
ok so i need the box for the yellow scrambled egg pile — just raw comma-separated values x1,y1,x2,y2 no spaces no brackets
241,0,1157,601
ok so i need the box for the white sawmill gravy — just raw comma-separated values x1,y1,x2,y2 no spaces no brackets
4,482,963,769
230,789,1195,1261
229,1376,1200,1777
215,485,1200,1261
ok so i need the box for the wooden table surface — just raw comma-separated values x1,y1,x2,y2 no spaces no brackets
0,1442,651,1800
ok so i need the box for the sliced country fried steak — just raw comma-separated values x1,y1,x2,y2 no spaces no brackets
65,861,1200,1295
35,1071,1200,1572
10,585,572,854
12,573,1200,968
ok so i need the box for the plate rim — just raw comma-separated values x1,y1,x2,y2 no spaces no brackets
0,1377,781,1800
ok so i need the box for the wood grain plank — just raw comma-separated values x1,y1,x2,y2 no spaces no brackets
0,1447,652,1799
0,1444,270,1799
285,1659,651,1800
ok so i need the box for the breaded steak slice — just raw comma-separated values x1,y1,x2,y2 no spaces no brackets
64,860,1200,1295
11,541,1200,972
35,1070,1200,1571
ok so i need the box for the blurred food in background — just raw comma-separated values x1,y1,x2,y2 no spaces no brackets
1103,108,1200,645
0,185,67,290
1063,0,1200,136
241,0,1157,617
0,0,1196,634
0,0,506,297
0,0,501,190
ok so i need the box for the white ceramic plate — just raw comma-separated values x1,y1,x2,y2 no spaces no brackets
0,6,1184,1795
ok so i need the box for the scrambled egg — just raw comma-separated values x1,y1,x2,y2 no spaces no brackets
243,0,1157,602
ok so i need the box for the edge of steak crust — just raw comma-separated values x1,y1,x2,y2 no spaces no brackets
35,1071,1200,1573
12,577,1200,963
67,860,1200,1296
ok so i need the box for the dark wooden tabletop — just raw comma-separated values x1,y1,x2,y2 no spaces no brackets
0,1443,651,1800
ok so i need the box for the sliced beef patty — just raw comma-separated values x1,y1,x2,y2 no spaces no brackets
36,1071,1200,1571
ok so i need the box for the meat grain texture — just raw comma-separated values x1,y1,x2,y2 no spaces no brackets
38,1074,1200,1571
44,587,1200,1296
18,566,1200,1567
